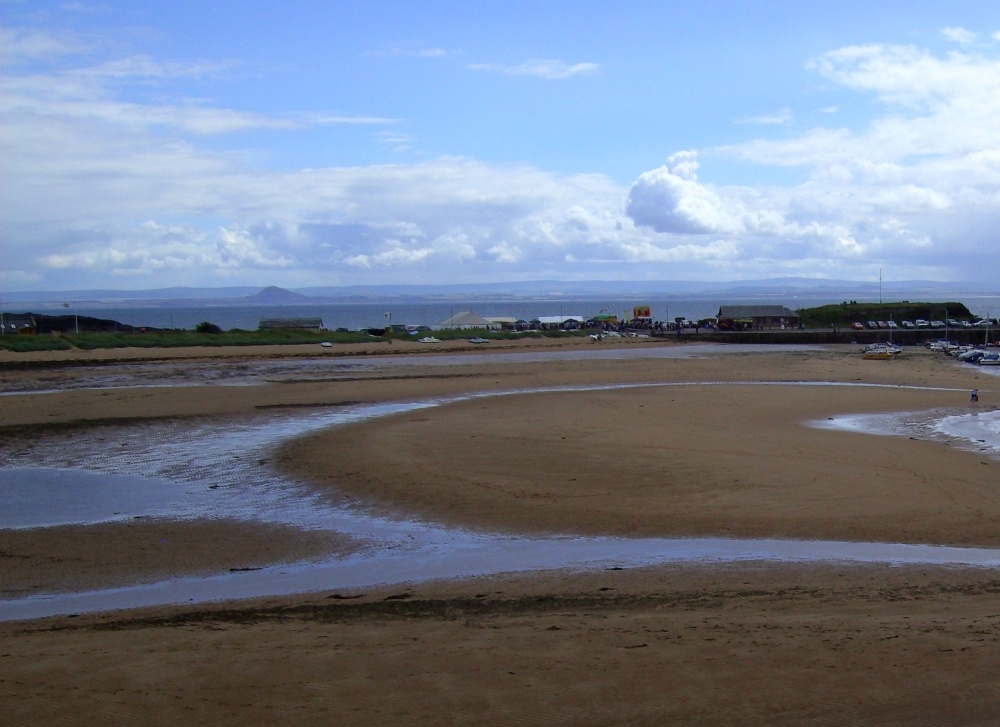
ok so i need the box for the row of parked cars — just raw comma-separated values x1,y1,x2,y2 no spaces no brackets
852,318,995,330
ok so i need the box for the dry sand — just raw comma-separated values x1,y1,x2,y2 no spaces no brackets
3,338,1000,725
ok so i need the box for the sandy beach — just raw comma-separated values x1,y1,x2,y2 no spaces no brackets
3,337,1000,725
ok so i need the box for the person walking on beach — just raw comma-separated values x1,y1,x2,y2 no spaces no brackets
971,388,979,404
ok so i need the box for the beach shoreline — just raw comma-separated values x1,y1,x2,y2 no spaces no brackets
4,340,1000,725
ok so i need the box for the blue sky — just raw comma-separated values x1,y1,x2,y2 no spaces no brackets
4,1,1000,291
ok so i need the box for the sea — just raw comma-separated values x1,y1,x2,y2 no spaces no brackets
5,293,1000,332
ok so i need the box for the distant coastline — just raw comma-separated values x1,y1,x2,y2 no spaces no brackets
3,277,998,306
3,280,999,332
4,296,1000,334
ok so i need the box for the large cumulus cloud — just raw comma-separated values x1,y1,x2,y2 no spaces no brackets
626,151,739,235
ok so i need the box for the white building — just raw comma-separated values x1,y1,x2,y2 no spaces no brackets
434,311,500,330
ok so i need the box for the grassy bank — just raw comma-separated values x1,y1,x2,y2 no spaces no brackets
0,327,585,352
797,301,975,328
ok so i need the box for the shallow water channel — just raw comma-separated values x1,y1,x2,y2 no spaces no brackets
4,378,1000,622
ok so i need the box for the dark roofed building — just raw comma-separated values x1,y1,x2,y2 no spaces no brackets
1,314,36,334
717,305,799,330
258,317,324,331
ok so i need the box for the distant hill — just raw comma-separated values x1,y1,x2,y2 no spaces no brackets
3,278,994,307
241,286,310,304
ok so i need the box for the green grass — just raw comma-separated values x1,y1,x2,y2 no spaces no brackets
797,301,973,328
0,326,595,352
0,329,374,352
0,336,74,352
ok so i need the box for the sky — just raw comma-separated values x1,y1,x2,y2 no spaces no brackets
4,1,1000,292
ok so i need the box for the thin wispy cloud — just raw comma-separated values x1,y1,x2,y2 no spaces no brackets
0,24,89,62
467,59,600,80
60,2,102,13
366,47,450,59
75,56,238,81
310,115,397,126
735,108,793,125
942,26,976,44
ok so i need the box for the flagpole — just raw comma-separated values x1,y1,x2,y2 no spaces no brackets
64,301,78,334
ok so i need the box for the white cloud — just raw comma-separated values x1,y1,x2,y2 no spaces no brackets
467,59,600,79
1,53,394,135
626,33,1000,278
216,227,294,268
807,43,1000,110
942,27,977,45
727,43,1000,174
626,151,743,235
367,47,450,59
735,108,793,125
0,24,88,63
487,241,524,264
8,22,1000,289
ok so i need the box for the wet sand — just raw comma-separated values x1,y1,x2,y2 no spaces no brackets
281,381,1000,545
3,339,1000,725
1,519,358,597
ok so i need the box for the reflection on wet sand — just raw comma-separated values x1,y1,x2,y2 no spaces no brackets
3,381,1000,621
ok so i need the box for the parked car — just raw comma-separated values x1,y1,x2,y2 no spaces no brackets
930,320,945,329
851,322,865,330
867,321,879,329
901,320,915,329
974,319,993,328
915,319,929,328
886,321,898,329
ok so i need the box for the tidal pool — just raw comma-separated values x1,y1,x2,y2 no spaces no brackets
3,382,1000,622
814,406,1000,457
